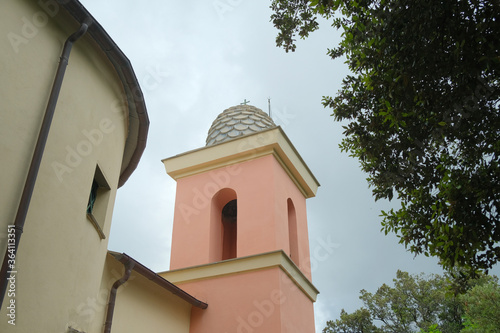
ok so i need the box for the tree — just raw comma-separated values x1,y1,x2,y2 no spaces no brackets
322,270,498,333
323,308,380,333
460,280,500,332
271,0,500,272
420,324,443,333
358,270,456,333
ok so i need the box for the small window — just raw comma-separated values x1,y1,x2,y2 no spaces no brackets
222,199,237,260
86,165,110,239
67,327,85,333
87,180,99,214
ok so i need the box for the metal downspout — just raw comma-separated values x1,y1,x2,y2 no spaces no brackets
104,260,135,333
0,20,90,307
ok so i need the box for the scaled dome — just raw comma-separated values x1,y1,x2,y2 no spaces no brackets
206,105,276,146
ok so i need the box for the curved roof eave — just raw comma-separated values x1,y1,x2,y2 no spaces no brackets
60,0,149,188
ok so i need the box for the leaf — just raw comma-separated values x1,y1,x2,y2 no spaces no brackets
271,0,500,272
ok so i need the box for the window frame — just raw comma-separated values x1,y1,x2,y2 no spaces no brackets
86,164,110,239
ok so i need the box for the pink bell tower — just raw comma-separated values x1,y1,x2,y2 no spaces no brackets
160,105,320,332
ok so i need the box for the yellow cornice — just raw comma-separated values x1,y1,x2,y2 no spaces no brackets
158,250,319,302
162,127,319,198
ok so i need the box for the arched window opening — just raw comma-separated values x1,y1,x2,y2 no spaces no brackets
222,199,237,260
210,188,237,262
287,198,299,265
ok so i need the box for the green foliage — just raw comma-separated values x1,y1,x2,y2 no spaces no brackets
322,270,499,333
460,280,500,332
359,270,456,333
421,324,443,333
323,308,380,333
270,0,500,272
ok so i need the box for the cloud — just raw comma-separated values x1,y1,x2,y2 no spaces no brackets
79,1,499,332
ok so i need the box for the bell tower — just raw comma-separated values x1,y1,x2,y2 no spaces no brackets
160,105,320,332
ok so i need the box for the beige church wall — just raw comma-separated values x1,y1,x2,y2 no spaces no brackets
0,0,66,251
0,0,130,331
88,254,192,333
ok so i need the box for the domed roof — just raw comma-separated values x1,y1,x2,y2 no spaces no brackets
206,105,276,146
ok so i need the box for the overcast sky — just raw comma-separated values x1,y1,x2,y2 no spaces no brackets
79,0,497,331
